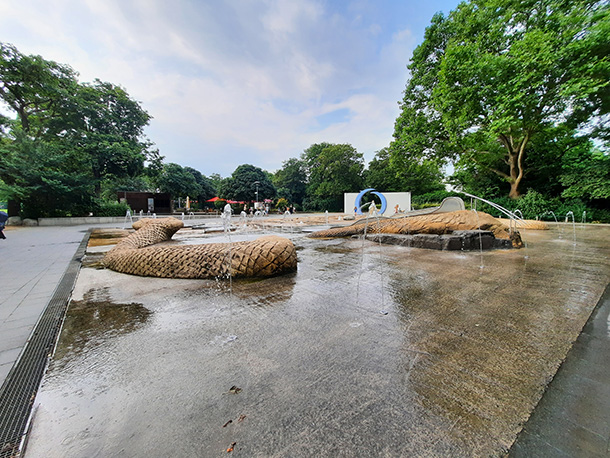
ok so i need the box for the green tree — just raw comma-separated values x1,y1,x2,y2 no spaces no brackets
0,43,156,216
0,43,85,215
392,0,609,199
219,164,276,202
561,147,610,201
0,43,78,135
58,79,153,196
0,131,94,217
208,173,224,193
143,148,164,181
157,163,200,199
273,158,307,205
275,187,293,204
302,143,364,211
184,166,216,203
366,147,445,194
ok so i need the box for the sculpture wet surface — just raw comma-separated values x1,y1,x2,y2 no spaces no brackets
310,210,523,248
102,217,297,278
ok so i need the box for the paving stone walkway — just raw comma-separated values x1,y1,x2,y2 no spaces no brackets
0,225,91,385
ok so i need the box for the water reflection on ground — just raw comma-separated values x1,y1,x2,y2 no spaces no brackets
53,288,151,363
26,225,610,457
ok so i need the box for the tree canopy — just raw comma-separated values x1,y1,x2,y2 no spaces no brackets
366,147,445,194
0,43,159,216
184,166,216,203
560,147,610,201
0,43,78,135
219,164,276,202
61,79,153,195
157,163,201,199
273,158,307,206
392,0,609,199
302,143,365,211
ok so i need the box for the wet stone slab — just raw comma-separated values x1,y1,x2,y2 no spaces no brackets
25,225,610,457
365,230,513,250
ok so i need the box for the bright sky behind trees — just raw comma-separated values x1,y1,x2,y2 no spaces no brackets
0,0,461,176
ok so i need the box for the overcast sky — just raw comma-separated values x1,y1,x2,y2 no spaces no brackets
1,0,461,177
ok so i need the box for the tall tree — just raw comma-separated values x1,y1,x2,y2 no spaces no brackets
0,43,78,135
0,43,84,215
0,43,156,216
366,147,445,194
392,0,609,198
273,158,307,206
156,163,200,199
207,173,224,195
219,164,276,202
58,79,153,196
184,166,216,203
302,143,364,211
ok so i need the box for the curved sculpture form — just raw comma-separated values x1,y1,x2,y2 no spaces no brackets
103,218,297,279
309,210,523,248
354,188,389,215
354,188,375,215
371,191,388,215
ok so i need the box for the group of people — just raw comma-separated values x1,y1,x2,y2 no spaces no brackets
244,205,271,216
242,205,296,216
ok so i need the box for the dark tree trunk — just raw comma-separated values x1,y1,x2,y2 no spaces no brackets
499,131,529,200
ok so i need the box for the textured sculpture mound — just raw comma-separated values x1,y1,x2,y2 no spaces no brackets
103,218,297,279
509,219,549,230
310,210,523,248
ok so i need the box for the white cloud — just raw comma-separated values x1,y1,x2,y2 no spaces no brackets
261,0,322,34
0,0,431,176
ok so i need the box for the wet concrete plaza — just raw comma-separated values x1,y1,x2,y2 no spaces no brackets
25,223,609,456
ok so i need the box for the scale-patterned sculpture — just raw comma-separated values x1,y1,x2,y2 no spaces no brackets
103,218,297,279
310,210,523,248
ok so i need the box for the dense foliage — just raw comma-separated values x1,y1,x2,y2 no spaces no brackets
301,143,365,212
0,43,156,216
366,148,445,195
392,0,609,200
0,43,217,217
273,158,307,207
218,164,276,203
157,163,200,201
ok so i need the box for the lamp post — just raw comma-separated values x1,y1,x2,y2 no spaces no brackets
254,181,260,206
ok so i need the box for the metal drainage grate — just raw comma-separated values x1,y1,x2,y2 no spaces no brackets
0,230,90,458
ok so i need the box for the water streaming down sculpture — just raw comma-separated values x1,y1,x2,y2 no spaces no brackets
309,210,524,249
103,217,297,278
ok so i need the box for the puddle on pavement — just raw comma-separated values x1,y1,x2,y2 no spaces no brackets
87,228,132,246
53,287,151,365
26,225,610,457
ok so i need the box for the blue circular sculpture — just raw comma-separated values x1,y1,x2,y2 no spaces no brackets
354,188,387,215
